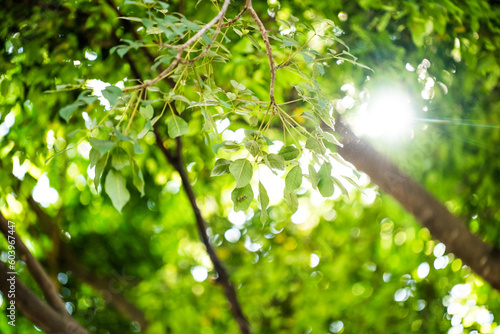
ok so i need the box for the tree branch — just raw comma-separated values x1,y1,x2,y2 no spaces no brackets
335,120,500,290
0,261,87,334
246,0,277,111
27,197,149,330
0,211,68,315
154,129,251,334
123,0,231,91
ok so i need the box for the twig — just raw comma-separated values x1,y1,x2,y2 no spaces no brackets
222,6,247,27
0,211,68,316
154,128,251,334
123,0,231,91
246,0,277,112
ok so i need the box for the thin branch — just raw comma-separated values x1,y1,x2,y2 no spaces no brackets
246,0,277,111
181,0,230,64
27,197,149,330
0,211,68,315
0,261,88,333
123,0,231,91
335,120,500,291
222,6,247,27
154,128,251,334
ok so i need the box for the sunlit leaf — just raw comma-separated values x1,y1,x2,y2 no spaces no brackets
231,184,254,212
285,165,302,191
167,115,189,138
211,159,232,176
229,159,253,188
105,169,130,213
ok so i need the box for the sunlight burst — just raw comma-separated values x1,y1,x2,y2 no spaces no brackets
352,89,415,140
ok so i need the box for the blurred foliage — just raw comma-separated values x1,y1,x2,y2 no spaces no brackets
1,0,500,333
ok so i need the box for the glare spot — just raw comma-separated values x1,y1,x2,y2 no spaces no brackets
216,118,230,133
58,273,68,284
65,302,74,315
86,79,111,109
341,83,355,96
340,96,355,110
352,88,414,139
433,242,446,257
383,273,392,282
77,141,91,159
291,206,310,225
338,11,348,22
329,320,344,333
417,262,430,279
451,284,471,298
73,60,81,66
405,63,415,71
191,266,208,282
222,128,246,142
32,173,59,207
46,130,56,149
87,165,96,180
0,111,15,137
416,299,426,311
12,156,29,180
361,188,377,205
85,50,98,61
394,288,410,302
228,210,246,227
310,253,320,268
244,236,262,252
224,228,241,243
434,255,449,269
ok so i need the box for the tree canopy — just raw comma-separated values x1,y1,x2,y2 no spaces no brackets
1,0,500,333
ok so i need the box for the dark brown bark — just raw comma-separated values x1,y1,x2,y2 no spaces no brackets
154,131,251,334
27,197,149,330
336,120,500,290
0,211,68,315
0,261,87,334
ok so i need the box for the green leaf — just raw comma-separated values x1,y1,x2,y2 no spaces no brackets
305,137,325,154
308,164,319,190
284,189,298,213
111,148,130,170
319,131,343,147
285,165,302,191
59,102,84,122
167,116,189,138
89,148,101,167
317,162,334,197
89,139,116,155
249,115,258,127
231,184,254,212
229,159,253,188
299,51,314,63
230,80,246,91
258,182,269,225
266,154,285,170
245,141,260,157
102,85,123,106
211,159,232,176
212,141,226,154
140,105,154,119
332,176,349,197
105,169,130,213
94,154,108,190
278,146,300,161
77,90,98,105
132,161,145,197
